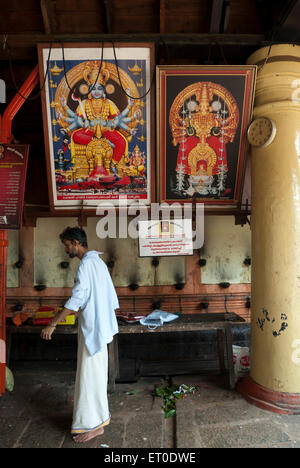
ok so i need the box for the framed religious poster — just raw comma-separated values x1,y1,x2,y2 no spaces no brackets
38,43,155,210
157,65,257,208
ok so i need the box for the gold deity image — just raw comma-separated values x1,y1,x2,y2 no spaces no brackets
169,81,239,197
52,59,147,195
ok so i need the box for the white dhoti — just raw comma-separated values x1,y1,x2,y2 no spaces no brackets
71,325,110,435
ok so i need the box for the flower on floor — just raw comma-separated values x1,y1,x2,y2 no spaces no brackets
152,384,198,418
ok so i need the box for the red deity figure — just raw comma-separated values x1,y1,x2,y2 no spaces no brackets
169,81,239,196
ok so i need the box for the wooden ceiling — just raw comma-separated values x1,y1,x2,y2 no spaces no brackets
0,0,299,209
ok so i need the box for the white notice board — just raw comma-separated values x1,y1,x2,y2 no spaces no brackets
138,219,193,257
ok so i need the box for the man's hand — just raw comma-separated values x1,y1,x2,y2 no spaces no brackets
41,325,56,340
40,307,74,341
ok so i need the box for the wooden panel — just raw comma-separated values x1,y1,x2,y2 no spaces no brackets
3,0,40,10
51,0,106,33
0,0,267,38
111,0,159,15
165,0,210,13
0,13,44,34
226,0,262,33
110,0,211,33
110,0,159,33
0,0,44,33
111,17,159,34
163,0,211,33
160,0,166,34
161,16,209,34
56,0,105,10
55,12,107,34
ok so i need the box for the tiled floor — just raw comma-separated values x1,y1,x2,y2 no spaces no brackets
1,362,300,448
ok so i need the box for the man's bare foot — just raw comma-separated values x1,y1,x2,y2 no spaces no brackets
73,426,104,443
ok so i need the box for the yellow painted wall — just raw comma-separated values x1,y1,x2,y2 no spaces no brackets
7,215,251,287
34,217,79,287
200,216,251,284
6,230,19,288
33,217,186,287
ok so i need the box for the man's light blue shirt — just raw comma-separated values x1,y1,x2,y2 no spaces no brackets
64,250,119,356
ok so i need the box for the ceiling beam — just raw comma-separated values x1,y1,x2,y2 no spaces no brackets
160,0,166,34
0,33,265,60
40,0,57,35
0,34,265,63
272,0,300,41
210,0,225,33
103,0,112,34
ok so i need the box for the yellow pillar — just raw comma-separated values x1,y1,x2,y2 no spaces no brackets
237,44,300,413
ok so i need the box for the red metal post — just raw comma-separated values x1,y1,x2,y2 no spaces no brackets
0,231,8,395
0,65,39,396
0,65,39,143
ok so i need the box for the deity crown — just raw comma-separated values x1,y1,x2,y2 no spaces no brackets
83,61,110,87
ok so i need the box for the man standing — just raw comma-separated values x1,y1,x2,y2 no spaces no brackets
41,226,119,443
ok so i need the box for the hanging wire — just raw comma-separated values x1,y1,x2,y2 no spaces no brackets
5,39,159,105
257,42,273,72
111,39,158,100
205,41,227,65
206,41,213,64
256,9,286,73
60,40,158,100
158,36,170,64
60,40,104,97
6,40,53,101
216,41,228,64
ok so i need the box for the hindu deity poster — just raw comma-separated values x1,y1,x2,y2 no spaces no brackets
157,65,256,208
38,43,154,209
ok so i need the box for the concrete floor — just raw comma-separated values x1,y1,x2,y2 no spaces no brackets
1,362,300,449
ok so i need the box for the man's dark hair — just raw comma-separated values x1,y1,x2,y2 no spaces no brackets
59,226,88,247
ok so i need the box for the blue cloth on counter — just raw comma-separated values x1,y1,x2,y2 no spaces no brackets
140,309,179,330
